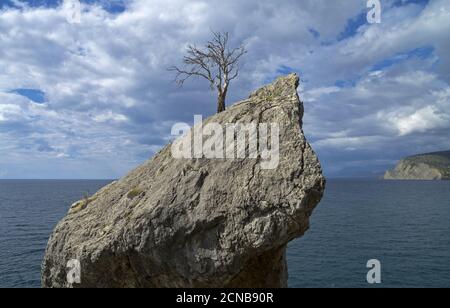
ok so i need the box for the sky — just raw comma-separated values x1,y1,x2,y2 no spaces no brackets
0,0,449,179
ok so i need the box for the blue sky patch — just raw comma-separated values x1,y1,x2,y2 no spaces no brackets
308,28,320,39
0,0,126,13
335,79,358,88
264,66,298,83
10,88,47,103
370,46,434,71
0,0,60,9
337,10,367,42
392,0,430,8
277,65,296,75
82,0,126,13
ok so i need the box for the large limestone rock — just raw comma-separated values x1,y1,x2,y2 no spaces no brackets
42,74,325,288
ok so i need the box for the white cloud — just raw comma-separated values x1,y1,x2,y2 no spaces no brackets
386,105,450,136
92,111,128,123
0,103,22,122
303,86,341,102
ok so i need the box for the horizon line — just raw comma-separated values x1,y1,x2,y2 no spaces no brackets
0,176,382,181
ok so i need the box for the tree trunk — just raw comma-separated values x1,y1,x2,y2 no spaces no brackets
217,93,226,113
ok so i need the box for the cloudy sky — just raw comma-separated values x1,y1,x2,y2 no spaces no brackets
0,0,449,179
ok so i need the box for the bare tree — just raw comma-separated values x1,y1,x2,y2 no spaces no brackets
168,31,247,113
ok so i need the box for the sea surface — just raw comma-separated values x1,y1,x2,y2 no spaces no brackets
0,179,449,288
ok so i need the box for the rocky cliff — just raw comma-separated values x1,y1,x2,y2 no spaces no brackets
384,151,450,180
41,74,325,288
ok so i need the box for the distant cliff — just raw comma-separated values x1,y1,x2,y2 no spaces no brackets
384,151,450,180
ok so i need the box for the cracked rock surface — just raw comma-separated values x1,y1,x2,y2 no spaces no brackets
42,74,325,288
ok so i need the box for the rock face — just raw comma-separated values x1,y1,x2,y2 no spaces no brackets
42,74,325,288
384,151,450,180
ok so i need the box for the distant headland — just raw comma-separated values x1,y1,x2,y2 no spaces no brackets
384,151,450,180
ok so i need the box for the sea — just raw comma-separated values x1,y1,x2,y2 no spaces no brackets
0,179,449,288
